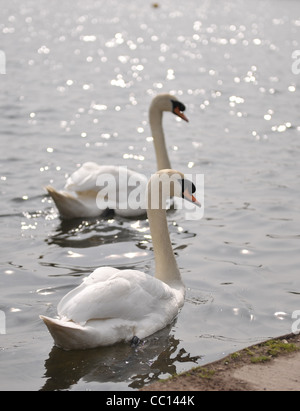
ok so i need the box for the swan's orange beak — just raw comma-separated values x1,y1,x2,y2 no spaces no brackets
183,189,201,207
174,106,189,122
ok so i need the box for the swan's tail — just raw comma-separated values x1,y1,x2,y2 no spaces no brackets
46,186,99,219
40,315,89,350
40,315,136,350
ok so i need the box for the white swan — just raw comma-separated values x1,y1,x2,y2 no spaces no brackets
46,94,188,219
40,169,201,350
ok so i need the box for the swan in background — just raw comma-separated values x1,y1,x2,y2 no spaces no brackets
40,169,201,350
46,94,188,219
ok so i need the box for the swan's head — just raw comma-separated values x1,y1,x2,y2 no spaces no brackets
150,94,189,122
147,169,201,209
172,170,201,206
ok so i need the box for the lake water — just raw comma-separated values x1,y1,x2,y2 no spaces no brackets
0,0,300,391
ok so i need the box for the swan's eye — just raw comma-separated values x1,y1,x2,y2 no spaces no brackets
171,100,189,122
171,100,186,113
181,179,201,206
181,179,196,195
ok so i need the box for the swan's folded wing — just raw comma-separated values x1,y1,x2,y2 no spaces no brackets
65,162,108,192
65,163,147,195
57,269,177,326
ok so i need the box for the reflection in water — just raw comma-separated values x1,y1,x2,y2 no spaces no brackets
45,208,193,250
41,324,200,391
42,212,196,278
46,214,147,249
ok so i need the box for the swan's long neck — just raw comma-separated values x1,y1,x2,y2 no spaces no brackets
147,184,182,287
149,105,172,171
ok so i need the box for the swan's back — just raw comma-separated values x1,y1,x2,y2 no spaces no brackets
65,163,121,192
47,164,148,218
41,267,185,350
66,163,148,195
58,267,184,325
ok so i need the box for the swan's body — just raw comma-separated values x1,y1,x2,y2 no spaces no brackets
46,94,188,219
47,165,148,219
41,267,184,350
41,169,200,350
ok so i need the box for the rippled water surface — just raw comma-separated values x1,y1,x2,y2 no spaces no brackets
0,0,300,391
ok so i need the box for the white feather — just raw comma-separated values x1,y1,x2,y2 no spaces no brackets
41,267,184,350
